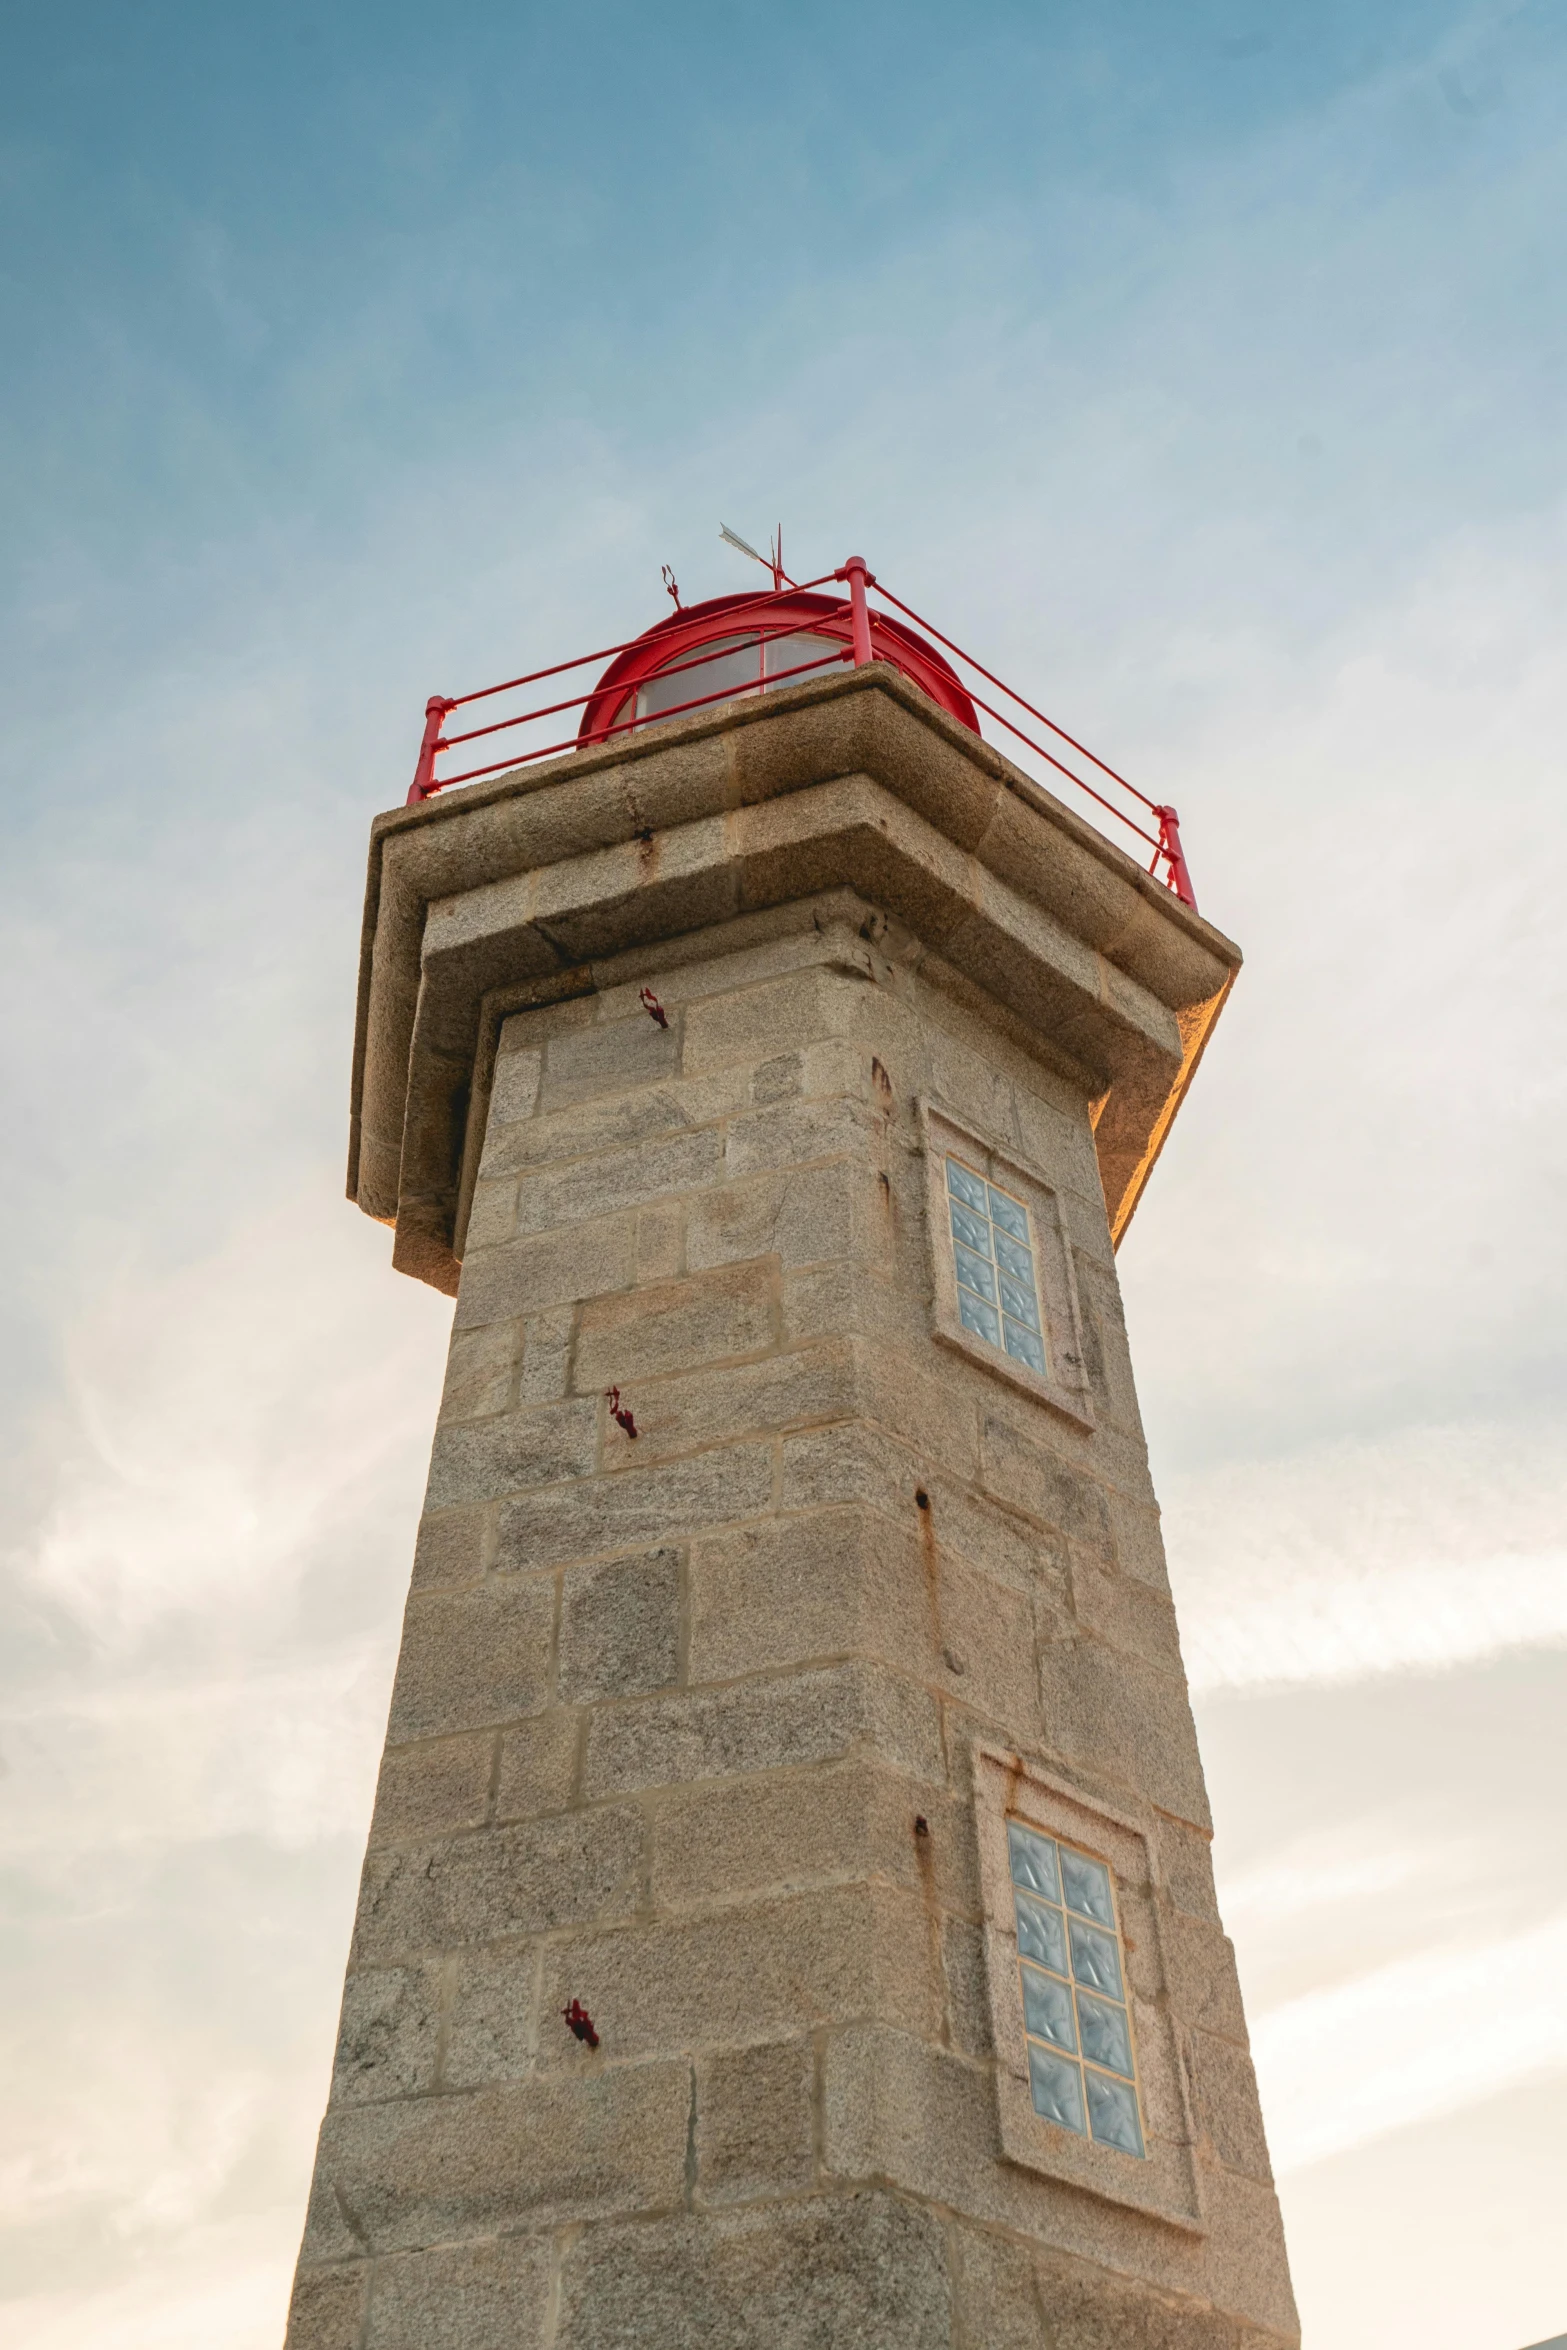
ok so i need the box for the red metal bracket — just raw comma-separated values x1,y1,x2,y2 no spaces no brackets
838,555,876,666
1152,806,1197,912
407,696,454,805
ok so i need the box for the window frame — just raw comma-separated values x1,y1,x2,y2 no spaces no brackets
919,1100,1094,1428
973,1741,1205,2232
1007,1816,1147,2159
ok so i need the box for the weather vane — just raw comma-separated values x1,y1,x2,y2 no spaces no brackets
720,522,792,593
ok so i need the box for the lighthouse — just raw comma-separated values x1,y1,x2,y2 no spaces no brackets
285,555,1296,2347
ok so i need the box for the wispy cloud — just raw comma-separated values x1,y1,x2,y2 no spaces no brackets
1253,1912,1567,2173
1163,1419,1567,1693
0,2222,293,2350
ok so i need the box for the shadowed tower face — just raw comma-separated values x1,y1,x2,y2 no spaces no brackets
285,601,1297,2349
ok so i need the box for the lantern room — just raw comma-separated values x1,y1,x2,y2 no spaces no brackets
577,583,981,744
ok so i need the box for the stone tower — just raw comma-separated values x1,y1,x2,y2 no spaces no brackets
284,594,1297,2349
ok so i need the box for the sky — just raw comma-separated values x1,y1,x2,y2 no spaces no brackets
1,3,1564,2344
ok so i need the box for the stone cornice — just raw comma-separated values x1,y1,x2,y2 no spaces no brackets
350,663,1240,1294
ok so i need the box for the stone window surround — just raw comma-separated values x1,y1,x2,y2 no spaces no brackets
974,1741,1206,2233
919,1098,1094,1429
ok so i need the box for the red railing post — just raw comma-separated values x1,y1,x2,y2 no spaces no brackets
1153,806,1197,912
407,695,454,806
841,555,875,666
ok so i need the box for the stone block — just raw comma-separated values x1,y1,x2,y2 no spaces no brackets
1107,1488,1175,1594
454,1213,636,1332
584,1660,944,1797
916,1466,1067,1597
780,1257,926,1353
824,2022,1005,2220
370,1732,495,1845
426,1398,597,1507
461,1175,517,1253
933,1548,1043,1730
309,2062,691,2251
537,1882,938,2068
410,1507,487,1592
496,1441,774,1573
494,1710,580,1820
518,1303,575,1403
552,2192,953,2350
636,1198,685,1281
539,1012,682,1109
925,1025,1026,1155
283,2263,367,2350
331,1964,442,2105
685,1504,1038,1732
366,2233,553,2349
649,1756,978,1917
486,1041,543,1127
439,1321,520,1422
297,2151,366,2264
1037,2260,1257,2350
480,1070,740,1180
387,1581,554,1742
606,1344,856,1467
1191,2030,1274,2184
778,1420,924,1521
1068,1551,1185,1671
1075,1260,1146,1437
685,1159,857,1273
1153,1816,1221,1922
1200,2165,1300,2339
950,2222,1055,2350
775,1433,1058,1641
515,1129,721,1240
1163,1911,1250,2043
680,967,834,1075
687,1509,911,1682
443,1940,536,2087
559,1547,681,1702
573,1262,775,1389
1010,1077,1105,1201
859,1341,982,1485
798,1038,869,1099
980,1414,1115,1561
751,1048,805,1103
1038,1636,1212,1831
723,1094,870,1175
695,2037,814,2203
353,1807,645,1961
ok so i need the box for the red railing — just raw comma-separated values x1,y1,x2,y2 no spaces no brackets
404,558,1197,911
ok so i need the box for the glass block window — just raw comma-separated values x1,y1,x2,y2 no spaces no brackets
945,1157,1049,1377
1007,1819,1145,2158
